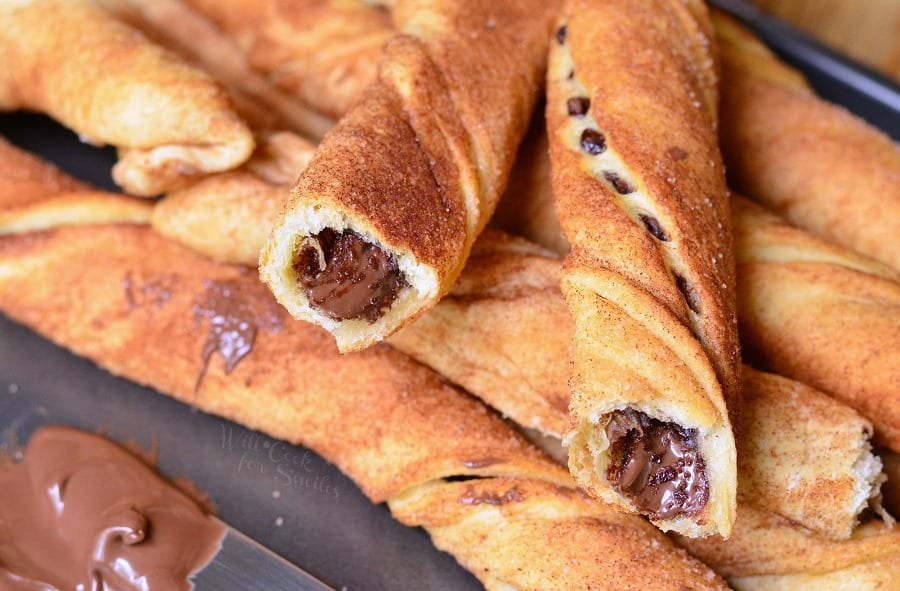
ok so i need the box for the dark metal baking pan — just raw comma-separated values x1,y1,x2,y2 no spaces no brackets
710,0,900,139
1,4,897,589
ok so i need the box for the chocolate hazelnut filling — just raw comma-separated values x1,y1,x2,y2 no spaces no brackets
293,229,407,323
606,408,709,520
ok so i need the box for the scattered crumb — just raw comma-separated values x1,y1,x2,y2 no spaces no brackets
272,490,281,499
8,384,18,394
275,517,284,527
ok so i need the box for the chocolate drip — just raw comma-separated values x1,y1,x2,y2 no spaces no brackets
193,279,283,383
294,229,408,323
605,409,709,520
0,426,224,591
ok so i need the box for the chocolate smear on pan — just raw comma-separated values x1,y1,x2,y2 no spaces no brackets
0,426,224,590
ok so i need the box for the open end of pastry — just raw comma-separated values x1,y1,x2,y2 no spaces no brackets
293,228,409,323
260,203,441,351
605,408,709,520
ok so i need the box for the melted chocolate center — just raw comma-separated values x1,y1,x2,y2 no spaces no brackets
294,229,407,323
606,408,709,520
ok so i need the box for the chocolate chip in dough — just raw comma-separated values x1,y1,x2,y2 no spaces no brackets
675,274,702,314
580,129,606,155
556,25,567,44
567,97,590,117
604,171,634,194
640,215,670,241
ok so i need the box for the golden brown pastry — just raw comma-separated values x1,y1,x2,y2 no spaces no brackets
490,111,571,256
676,505,900,591
0,0,254,196
713,10,900,270
151,131,316,265
259,0,560,352
736,367,885,540
0,147,727,591
490,114,900,459
547,0,739,537
391,233,886,541
395,237,898,586
96,0,333,138
734,195,900,452
181,0,391,122
0,137,152,233
392,232,572,439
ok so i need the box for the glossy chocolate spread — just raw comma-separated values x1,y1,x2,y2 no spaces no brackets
193,278,283,383
293,229,407,323
0,426,225,590
605,408,709,520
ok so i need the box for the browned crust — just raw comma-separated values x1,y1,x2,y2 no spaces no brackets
98,0,334,138
152,131,316,265
0,137,153,232
550,0,740,402
547,0,739,537
290,82,466,271
391,478,726,590
261,0,560,349
0,137,91,205
0,134,729,588
490,110,572,256
390,231,572,438
737,367,880,540
0,0,254,196
714,10,900,271
735,197,900,452
393,230,885,541
676,504,900,581
181,0,392,121
494,170,900,464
